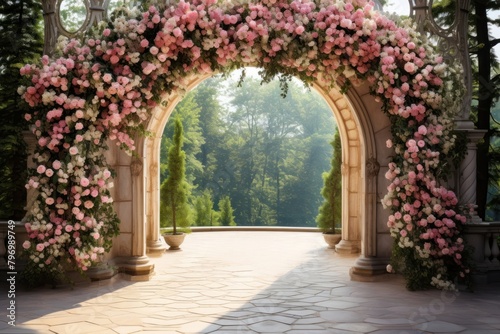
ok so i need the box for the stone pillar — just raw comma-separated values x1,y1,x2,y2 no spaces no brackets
362,157,380,257
350,157,388,281
335,161,361,254
459,130,485,223
146,150,167,256
118,156,155,280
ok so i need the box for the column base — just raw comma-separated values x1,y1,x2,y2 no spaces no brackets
87,262,116,282
335,240,360,254
468,214,483,224
350,256,390,282
117,256,155,281
147,238,167,257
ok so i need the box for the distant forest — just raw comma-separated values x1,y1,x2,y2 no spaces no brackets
160,71,338,227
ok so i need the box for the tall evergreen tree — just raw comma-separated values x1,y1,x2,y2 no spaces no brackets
160,93,204,186
316,130,342,233
194,189,219,226
160,116,192,234
0,0,43,219
218,196,236,226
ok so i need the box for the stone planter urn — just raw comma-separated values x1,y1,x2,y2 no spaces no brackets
163,233,186,250
323,233,341,249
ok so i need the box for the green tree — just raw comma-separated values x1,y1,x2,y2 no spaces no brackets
161,70,336,227
160,93,204,186
316,130,342,233
0,0,43,219
160,116,192,234
194,189,219,226
193,79,226,193
218,196,236,226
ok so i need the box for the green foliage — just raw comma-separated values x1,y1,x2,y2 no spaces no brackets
160,93,204,185
218,196,236,226
316,129,342,233
160,116,192,234
391,242,435,291
160,71,336,227
194,189,219,226
0,0,43,219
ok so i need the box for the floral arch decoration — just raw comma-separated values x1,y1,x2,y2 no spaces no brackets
20,0,469,290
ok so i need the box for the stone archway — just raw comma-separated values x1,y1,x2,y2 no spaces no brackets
20,0,483,288
115,71,394,279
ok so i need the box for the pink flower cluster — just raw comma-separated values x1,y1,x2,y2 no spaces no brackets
19,0,468,288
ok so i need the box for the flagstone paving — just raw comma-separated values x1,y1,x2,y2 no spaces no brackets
1,231,500,333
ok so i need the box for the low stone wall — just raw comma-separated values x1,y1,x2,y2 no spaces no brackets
464,222,500,284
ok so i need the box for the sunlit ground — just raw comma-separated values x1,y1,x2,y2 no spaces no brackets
3,232,500,333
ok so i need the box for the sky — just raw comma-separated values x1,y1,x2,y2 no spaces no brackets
383,0,500,58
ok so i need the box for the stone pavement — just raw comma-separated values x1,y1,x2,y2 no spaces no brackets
1,231,500,334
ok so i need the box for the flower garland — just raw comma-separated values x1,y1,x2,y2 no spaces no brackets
19,0,469,289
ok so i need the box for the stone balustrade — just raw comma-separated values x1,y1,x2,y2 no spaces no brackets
464,222,500,284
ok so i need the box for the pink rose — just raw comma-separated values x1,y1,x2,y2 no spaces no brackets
404,62,416,74
37,165,46,174
295,26,305,35
23,241,31,249
69,146,79,155
52,160,61,170
80,177,90,187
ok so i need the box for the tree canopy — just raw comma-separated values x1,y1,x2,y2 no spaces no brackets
162,71,337,227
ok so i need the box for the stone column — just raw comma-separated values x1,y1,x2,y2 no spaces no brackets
119,156,155,280
146,151,167,256
335,161,361,254
350,157,388,281
459,130,485,223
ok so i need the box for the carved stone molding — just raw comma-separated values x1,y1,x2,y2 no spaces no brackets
366,157,380,178
130,157,143,176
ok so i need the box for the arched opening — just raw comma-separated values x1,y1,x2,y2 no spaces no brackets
157,70,338,229
102,68,394,278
